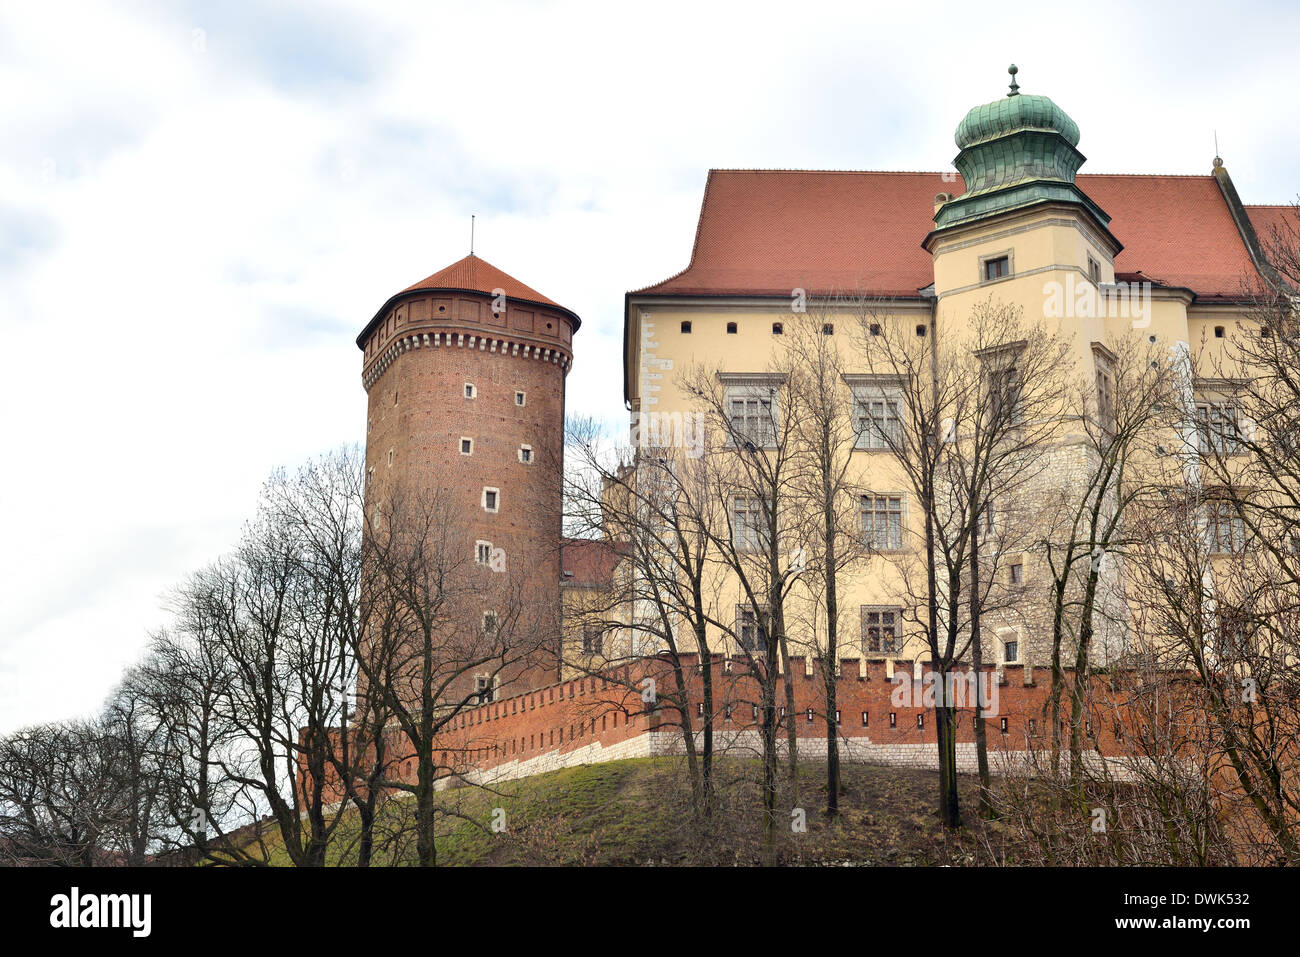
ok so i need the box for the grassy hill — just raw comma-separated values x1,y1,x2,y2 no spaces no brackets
257,756,1032,866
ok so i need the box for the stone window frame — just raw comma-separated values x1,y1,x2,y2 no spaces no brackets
460,436,474,456
464,382,477,399
861,605,902,657
481,487,500,513
474,540,493,566
978,249,1014,284
860,491,907,551
518,444,533,464
515,390,527,407
1192,378,1249,457
845,374,907,451
734,603,769,655
719,373,784,449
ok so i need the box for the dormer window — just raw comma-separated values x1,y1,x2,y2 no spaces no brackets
983,256,1010,281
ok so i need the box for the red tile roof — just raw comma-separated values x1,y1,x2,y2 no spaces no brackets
561,537,624,586
633,170,1277,302
402,253,562,307
1247,204,1300,251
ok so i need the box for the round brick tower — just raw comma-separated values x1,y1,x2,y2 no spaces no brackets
356,254,579,698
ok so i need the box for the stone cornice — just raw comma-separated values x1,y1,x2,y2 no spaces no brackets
362,329,573,392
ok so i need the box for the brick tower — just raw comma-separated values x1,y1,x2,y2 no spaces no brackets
356,253,580,700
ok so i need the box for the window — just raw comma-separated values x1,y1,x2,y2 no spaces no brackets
1000,717,1008,734
888,712,897,728
726,322,738,334
1206,499,1246,553
852,383,904,450
1214,325,1225,338
681,321,692,334
869,323,881,336
806,708,814,723
474,674,495,704
460,437,473,455
519,445,533,464
822,323,834,335
861,494,904,550
582,628,603,655
475,540,493,566
989,364,1022,424
515,391,526,407
732,497,763,551
916,324,927,337
482,487,499,513
464,383,477,399
1087,255,1101,284
482,611,498,635
736,605,768,654
1093,346,1115,431
1009,562,1024,585
728,392,777,447
917,714,925,729
1195,401,1243,454
983,255,1010,281
861,711,869,727
772,322,783,335
386,449,394,467
862,607,900,654
1002,638,1019,663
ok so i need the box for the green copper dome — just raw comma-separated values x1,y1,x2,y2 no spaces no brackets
955,93,1080,150
934,65,1109,232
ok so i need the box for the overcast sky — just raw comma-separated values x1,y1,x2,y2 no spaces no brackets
2,0,1297,733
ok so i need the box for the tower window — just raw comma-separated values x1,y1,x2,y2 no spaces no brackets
518,445,533,463
861,711,869,727
822,323,834,335
888,712,897,728
772,322,783,335
726,322,738,334
515,391,526,406
1009,563,1023,584
460,437,473,455
386,449,394,467
681,321,692,334
475,540,493,565
482,487,499,513
393,389,399,406
464,383,477,399
983,256,1010,281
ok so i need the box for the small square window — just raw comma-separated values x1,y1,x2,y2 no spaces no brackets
726,322,738,334
1214,326,1225,338
869,323,881,336
519,445,533,464
916,324,927,337
984,256,1010,281
464,383,477,399
482,488,499,513
515,391,526,406
680,321,692,334
822,323,834,335
772,322,784,335
460,437,473,455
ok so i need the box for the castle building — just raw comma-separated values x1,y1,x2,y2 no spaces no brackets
619,67,1294,673
356,254,581,700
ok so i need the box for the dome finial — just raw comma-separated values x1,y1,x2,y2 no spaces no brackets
1007,64,1020,97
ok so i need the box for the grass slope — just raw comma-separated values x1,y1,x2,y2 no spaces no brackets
259,757,1029,866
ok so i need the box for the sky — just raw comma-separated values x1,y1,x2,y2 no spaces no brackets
2,0,1298,733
